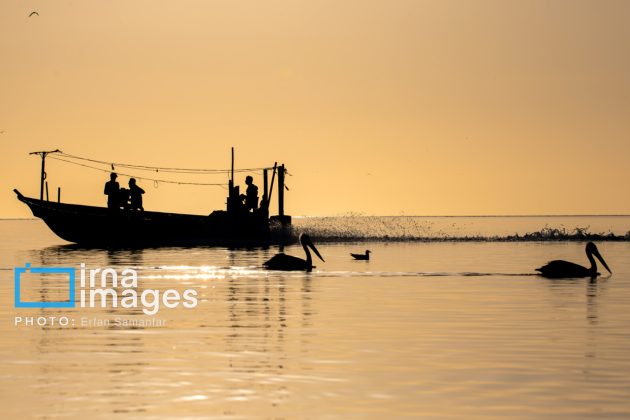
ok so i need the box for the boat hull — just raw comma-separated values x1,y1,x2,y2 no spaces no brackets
15,190,291,247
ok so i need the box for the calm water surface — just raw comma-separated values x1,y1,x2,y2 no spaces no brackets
1,219,630,418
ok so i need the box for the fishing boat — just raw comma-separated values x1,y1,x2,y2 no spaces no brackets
14,149,293,247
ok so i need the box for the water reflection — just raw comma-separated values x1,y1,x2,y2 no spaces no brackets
26,244,146,270
541,276,612,378
586,279,601,325
107,248,145,268
2,233,630,418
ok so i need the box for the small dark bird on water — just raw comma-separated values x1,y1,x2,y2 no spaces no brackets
29,11,39,17
351,250,371,260
536,242,611,279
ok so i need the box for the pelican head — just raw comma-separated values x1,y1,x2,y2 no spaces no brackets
586,242,611,274
300,233,324,263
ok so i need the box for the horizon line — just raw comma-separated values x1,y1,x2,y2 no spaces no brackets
4,214,630,221
294,214,630,218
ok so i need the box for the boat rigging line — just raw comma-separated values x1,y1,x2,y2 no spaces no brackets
55,151,273,174
47,156,229,187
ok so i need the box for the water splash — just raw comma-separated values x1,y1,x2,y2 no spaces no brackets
292,216,630,242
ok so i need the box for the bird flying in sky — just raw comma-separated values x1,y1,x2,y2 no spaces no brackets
28,11,39,17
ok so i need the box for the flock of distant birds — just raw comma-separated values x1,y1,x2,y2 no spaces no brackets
264,234,611,280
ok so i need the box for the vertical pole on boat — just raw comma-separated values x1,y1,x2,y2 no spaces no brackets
263,169,269,209
267,162,277,207
231,147,235,184
40,156,45,200
29,149,60,201
228,147,235,212
45,181,49,201
278,164,285,217
57,187,61,203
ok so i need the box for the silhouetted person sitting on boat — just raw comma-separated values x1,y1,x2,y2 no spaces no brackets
259,196,268,216
128,178,145,211
240,175,258,212
104,173,120,209
119,188,130,209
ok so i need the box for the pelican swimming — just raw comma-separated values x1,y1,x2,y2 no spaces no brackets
351,250,371,260
536,242,611,279
263,233,324,271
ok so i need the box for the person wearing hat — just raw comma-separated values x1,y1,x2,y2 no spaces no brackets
104,172,120,209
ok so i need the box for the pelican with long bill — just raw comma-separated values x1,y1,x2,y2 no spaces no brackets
263,233,324,271
536,242,612,279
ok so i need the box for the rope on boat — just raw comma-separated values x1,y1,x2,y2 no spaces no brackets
48,156,228,188
56,152,272,174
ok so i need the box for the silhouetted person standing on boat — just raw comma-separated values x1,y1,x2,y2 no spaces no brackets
104,173,120,209
240,175,258,212
128,178,145,211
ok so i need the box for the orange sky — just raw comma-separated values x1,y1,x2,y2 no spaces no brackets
1,0,629,217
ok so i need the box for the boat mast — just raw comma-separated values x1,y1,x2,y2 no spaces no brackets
231,147,234,184
227,147,238,212
278,164,285,217
29,149,60,200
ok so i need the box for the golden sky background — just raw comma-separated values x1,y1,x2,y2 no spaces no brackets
1,0,629,217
